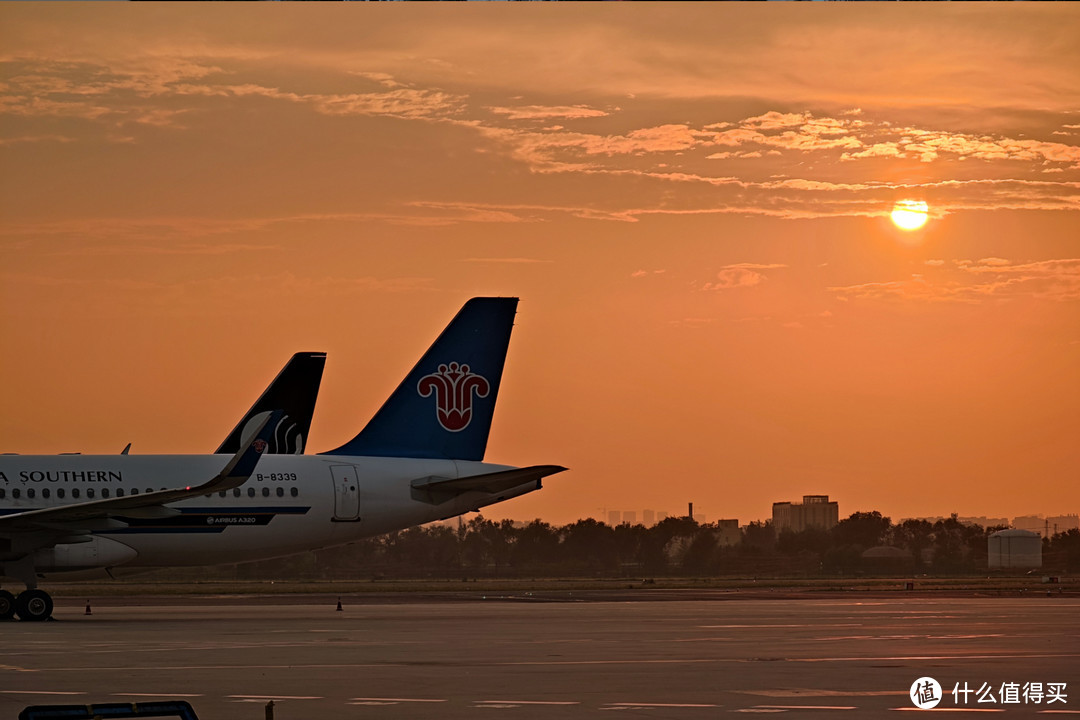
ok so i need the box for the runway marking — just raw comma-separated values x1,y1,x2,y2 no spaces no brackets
890,708,1004,713
228,694,322,700
755,706,856,711
34,652,1080,673
2,691,87,695
791,653,1080,663
477,700,581,705
111,693,204,698
604,702,718,708
350,697,447,703
1038,712,1080,715
739,690,904,698
700,624,862,629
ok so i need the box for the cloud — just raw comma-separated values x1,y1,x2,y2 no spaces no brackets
829,259,1080,303
460,257,552,264
487,104,608,120
703,263,787,291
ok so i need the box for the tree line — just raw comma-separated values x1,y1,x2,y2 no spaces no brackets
185,512,1080,581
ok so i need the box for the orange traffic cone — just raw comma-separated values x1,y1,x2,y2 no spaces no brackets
336,597,343,611
85,600,92,616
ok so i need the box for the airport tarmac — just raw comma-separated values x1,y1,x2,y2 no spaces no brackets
2,596,1078,719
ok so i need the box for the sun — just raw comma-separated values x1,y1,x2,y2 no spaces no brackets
891,200,929,231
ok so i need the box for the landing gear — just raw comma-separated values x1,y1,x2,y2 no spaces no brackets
0,589,15,620
14,589,53,622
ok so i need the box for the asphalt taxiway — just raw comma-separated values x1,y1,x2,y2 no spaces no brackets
3,596,1078,719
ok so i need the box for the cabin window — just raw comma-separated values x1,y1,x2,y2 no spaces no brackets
219,491,227,498
290,487,298,498
12,489,20,499
102,488,110,499
72,488,80,499
274,487,283,498
57,489,65,499
233,488,241,498
248,487,255,498
262,487,270,497
130,488,138,495
27,489,36,499
86,489,95,498
42,489,50,499
0,489,5,499
117,488,124,497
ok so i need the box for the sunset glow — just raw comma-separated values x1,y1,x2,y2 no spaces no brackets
1,5,1078,527
891,200,930,231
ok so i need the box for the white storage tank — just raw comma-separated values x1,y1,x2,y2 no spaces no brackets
988,529,1042,569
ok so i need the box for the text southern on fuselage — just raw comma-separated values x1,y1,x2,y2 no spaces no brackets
1,470,124,484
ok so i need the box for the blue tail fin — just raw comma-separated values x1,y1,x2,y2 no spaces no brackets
322,297,518,461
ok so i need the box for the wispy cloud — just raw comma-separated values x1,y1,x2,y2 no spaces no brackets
460,257,552,264
703,263,787,291
487,104,608,120
829,258,1080,303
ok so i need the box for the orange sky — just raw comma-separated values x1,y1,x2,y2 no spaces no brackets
2,5,1078,526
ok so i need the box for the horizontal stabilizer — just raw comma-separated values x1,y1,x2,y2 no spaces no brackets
410,464,566,504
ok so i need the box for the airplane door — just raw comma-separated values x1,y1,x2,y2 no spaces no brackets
329,465,360,521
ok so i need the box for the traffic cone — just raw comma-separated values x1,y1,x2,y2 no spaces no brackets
85,600,92,616
336,597,343,611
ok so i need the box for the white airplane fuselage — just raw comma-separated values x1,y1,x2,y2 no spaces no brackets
0,454,525,578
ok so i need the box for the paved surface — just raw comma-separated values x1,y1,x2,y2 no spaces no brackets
2,596,1078,719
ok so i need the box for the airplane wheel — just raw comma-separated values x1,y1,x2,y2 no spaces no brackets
0,590,15,620
15,589,53,622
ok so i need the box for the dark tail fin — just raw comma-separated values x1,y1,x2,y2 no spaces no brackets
216,352,326,455
322,297,518,461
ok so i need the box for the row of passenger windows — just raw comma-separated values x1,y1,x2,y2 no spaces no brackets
0,486,300,500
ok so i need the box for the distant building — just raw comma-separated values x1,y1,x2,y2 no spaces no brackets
607,510,621,527
772,495,839,533
622,510,637,525
958,516,1009,529
715,519,740,547
1008,515,1079,538
1047,514,1079,536
642,510,656,526
988,529,1042,568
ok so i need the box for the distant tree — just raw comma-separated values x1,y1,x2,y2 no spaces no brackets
461,515,516,573
832,511,892,550
560,518,617,574
741,520,776,552
892,518,934,570
777,527,832,557
823,544,863,575
613,522,648,573
681,528,719,574
511,520,561,571
1047,529,1080,572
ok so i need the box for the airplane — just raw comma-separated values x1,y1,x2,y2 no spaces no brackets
0,297,565,621
216,351,326,455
